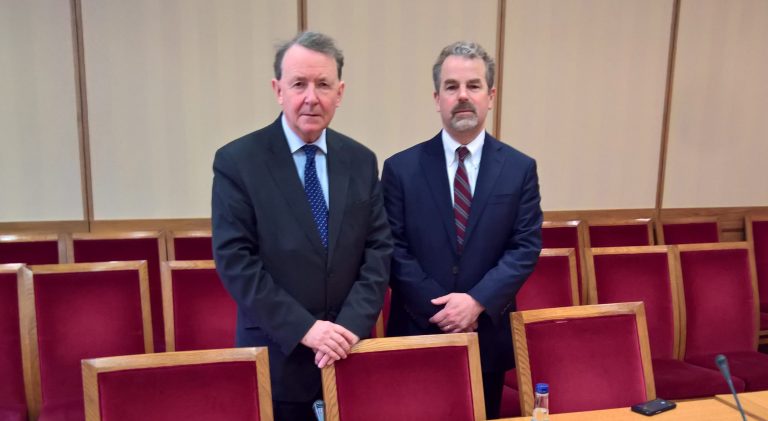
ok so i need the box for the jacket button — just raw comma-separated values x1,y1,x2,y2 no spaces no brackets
452,265,459,275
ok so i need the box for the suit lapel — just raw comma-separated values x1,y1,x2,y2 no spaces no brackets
326,131,349,264
263,119,326,255
420,135,458,255
464,134,505,247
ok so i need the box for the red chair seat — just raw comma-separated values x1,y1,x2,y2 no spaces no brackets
37,400,84,421
504,368,517,389
686,351,768,391
499,385,521,418
0,404,26,421
652,358,744,399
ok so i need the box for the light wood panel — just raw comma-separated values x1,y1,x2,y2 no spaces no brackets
306,0,499,164
0,0,84,222
664,0,768,208
501,0,674,211
81,0,298,219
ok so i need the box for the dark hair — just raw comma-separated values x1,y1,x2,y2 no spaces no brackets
273,31,344,80
432,41,495,92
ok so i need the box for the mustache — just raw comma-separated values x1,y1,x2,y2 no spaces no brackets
452,103,476,114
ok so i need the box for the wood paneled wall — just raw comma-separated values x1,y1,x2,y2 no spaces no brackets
1,0,766,230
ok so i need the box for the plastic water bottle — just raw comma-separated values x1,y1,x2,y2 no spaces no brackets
532,383,549,421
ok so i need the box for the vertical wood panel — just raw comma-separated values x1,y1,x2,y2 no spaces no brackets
82,0,297,219
501,0,673,211
664,0,768,208
0,0,83,222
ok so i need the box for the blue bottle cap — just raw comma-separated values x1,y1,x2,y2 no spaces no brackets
535,383,549,394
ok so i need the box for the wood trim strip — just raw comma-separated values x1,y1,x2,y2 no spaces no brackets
70,0,93,228
654,0,682,213
298,0,307,31
493,0,507,138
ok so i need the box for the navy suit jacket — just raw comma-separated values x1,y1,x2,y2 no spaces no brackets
382,132,542,372
212,116,392,401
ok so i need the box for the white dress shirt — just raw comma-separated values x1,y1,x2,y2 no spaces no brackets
442,130,484,206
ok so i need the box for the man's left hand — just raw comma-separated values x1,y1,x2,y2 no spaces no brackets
429,293,485,333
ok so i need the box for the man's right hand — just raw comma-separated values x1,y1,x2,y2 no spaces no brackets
300,320,357,367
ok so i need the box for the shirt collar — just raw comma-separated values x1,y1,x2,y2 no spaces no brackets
441,129,484,166
281,114,328,154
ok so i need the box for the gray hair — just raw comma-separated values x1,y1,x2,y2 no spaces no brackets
432,41,495,92
273,31,344,80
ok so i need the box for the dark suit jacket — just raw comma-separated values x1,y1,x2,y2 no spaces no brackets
212,116,392,401
382,132,542,372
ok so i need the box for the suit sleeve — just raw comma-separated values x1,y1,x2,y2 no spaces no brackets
468,159,543,325
211,148,316,355
335,157,393,339
382,159,451,329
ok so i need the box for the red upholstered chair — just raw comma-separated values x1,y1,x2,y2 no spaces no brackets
541,221,588,303
746,214,768,344
586,218,655,248
677,242,768,391
0,234,66,264
500,248,579,418
19,261,153,421
321,333,485,421
369,288,391,338
68,231,168,351
512,302,655,415
161,260,237,352
166,230,213,261
657,217,720,245
587,245,744,399
81,347,272,421
0,264,27,421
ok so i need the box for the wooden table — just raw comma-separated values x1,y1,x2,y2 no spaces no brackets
493,397,762,420
715,390,768,420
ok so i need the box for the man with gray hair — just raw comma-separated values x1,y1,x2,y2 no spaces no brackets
383,41,542,418
212,31,392,420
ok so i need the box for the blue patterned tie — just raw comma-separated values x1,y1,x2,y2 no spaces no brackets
302,144,328,249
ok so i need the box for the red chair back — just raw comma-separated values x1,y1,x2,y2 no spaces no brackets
512,302,655,415
659,219,719,245
82,348,272,421
747,216,768,312
587,219,654,247
167,231,213,261
677,243,759,358
587,246,679,359
322,333,485,421
542,221,587,302
0,265,26,419
161,261,236,351
0,234,63,264
20,262,153,419
516,248,578,311
70,232,167,351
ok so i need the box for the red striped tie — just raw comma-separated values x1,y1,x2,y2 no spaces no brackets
454,146,472,254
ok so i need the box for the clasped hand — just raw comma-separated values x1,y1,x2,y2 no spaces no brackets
429,293,484,333
301,320,359,368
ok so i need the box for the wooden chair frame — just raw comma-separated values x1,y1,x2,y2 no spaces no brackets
511,302,656,416
321,333,485,421
541,220,590,302
81,347,272,421
64,231,167,263
160,259,217,352
675,242,760,355
585,245,686,359
745,214,768,344
165,230,212,261
655,216,721,245
0,233,68,263
18,261,153,420
585,218,655,248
